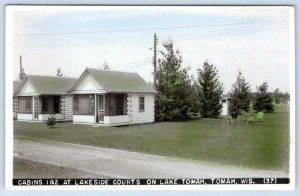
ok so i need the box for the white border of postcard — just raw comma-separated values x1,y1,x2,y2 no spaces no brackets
5,5,296,190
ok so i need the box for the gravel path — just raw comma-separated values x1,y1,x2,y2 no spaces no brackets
14,139,289,178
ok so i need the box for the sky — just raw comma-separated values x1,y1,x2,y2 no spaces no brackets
10,6,293,93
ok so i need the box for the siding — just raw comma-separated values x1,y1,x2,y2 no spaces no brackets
61,95,73,121
13,97,18,118
127,94,155,124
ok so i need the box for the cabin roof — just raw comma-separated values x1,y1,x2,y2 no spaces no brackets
70,67,156,93
16,75,77,95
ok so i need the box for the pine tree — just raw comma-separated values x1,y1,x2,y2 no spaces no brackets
56,67,64,77
253,81,274,112
101,61,110,70
18,67,26,80
273,88,281,104
196,60,223,118
229,71,251,118
156,40,192,121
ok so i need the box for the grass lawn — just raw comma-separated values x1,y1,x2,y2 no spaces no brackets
14,104,290,170
14,158,101,178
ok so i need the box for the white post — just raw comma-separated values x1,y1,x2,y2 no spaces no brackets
94,94,97,123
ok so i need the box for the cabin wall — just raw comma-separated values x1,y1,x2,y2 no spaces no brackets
17,113,32,121
127,93,155,124
13,96,18,119
73,115,95,123
61,95,73,121
221,100,229,116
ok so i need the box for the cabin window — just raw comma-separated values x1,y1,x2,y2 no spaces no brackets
73,94,95,115
222,100,226,103
42,97,48,112
53,96,60,113
105,94,127,116
18,96,32,113
40,96,60,114
139,96,145,112
116,95,124,115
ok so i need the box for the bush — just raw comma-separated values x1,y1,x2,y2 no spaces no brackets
47,114,56,128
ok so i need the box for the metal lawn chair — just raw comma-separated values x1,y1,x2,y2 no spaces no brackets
256,111,264,122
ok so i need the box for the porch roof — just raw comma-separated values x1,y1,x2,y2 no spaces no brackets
77,67,156,93
16,75,77,95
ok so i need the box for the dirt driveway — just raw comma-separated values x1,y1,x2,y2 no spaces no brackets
14,139,288,178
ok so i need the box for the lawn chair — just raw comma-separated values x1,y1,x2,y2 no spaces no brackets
256,111,264,122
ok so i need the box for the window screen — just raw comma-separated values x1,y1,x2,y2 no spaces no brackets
139,96,145,112
18,96,32,113
74,94,95,115
42,97,48,112
53,96,60,113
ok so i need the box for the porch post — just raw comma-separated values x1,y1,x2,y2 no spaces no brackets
103,94,105,118
32,96,34,120
94,94,97,123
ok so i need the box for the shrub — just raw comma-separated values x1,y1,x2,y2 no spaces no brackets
47,114,56,128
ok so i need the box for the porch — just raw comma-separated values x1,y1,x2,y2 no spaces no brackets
72,93,130,126
17,95,64,121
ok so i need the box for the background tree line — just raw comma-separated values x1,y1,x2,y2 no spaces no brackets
155,40,289,121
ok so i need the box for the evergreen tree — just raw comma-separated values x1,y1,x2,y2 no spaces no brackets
189,78,201,116
156,40,192,121
253,81,274,112
229,71,251,118
196,60,223,118
18,55,26,80
101,61,110,70
56,67,64,77
18,67,26,80
273,88,281,104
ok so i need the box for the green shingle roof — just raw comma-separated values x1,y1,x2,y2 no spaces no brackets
86,68,155,93
17,75,77,95
13,80,21,95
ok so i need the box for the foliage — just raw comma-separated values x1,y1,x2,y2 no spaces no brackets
195,60,223,118
101,61,110,70
253,81,274,113
46,114,56,128
56,68,64,77
19,67,26,80
229,71,251,119
273,88,290,104
155,40,193,121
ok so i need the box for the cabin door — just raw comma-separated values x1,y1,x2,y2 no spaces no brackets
97,95,105,123
33,96,39,120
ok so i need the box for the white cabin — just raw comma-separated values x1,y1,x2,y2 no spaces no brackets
220,95,232,116
68,68,156,126
14,75,77,122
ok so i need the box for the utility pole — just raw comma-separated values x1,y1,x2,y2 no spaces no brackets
19,55,22,74
153,33,158,89
19,55,25,80
19,55,23,80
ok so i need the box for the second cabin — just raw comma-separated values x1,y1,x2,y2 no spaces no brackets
68,68,156,126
